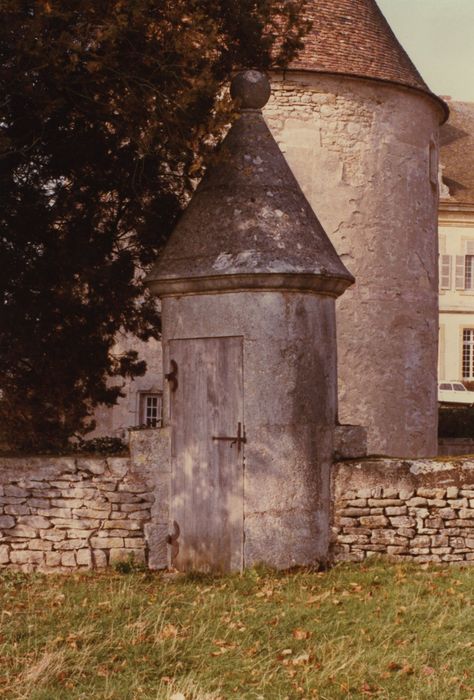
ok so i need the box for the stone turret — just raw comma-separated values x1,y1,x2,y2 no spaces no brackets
264,0,448,457
147,71,353,571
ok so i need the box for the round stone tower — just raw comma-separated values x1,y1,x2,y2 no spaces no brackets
147,72,353,571
264,0,448,457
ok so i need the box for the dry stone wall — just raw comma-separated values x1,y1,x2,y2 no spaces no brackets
333,459,474,564
0,451,159,572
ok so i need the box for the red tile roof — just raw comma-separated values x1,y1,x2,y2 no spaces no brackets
289,0,428,92
440,101,474,205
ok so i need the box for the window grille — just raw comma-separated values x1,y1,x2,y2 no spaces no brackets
462,330,474,379
139,393,162,427
465,256,474,290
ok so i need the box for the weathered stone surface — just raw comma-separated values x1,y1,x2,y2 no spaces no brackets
61,551,76,567
18,515,51,529
76,549,92,567
5,505,30,515
92,549,108,568
0,545,9,564
359,515,388,529
389,516,415,528
76,458,106,475
0,515,15,529
90,537,124,549
10,550,44,565
28,540,52,551
8,525,36,538
144,523,169,570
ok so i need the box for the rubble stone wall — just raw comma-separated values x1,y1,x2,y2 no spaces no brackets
0,428,170,573
333,458,474,564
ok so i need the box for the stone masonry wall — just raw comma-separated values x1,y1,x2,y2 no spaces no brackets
333,459,474,564
0,456,153,572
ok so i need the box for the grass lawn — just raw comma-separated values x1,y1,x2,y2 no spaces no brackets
0,559,473,700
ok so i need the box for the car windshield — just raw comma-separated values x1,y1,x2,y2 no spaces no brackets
454,384,466,391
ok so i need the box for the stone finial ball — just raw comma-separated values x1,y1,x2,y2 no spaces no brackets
230,70,271,109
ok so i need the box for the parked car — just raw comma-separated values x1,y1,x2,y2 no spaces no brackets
438,381,474,406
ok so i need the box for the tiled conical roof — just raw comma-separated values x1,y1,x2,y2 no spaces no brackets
290,0,430,93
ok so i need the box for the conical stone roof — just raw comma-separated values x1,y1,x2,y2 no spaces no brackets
147,72,354,298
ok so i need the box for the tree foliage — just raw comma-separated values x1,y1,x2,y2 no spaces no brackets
0,0,308,451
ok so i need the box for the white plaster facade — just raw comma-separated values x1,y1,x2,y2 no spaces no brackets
438,101,474,384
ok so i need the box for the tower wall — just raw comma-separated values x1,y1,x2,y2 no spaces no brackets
161,290,338,568
265,73,442,457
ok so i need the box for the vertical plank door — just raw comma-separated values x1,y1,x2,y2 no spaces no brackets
169,336,244,572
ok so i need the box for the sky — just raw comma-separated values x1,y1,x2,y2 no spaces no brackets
377,0,474,102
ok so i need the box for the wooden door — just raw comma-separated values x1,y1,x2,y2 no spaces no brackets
169,336,244,572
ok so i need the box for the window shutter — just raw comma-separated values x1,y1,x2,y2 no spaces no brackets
456,256,465,290
440,255,451,289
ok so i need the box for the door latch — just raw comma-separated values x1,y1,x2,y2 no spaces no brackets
165,359,178,392
212,422,247,452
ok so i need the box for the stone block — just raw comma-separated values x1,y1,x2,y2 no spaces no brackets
124,537,145,548
107,458,130,477
359,515,388,528
28,540,52,551
389,516,415,528
409,547,430,555
339,534,367,544
385,507,407,516
61,551,76,567
18,516,51,529
8,525,36,538
118,482,147,494
40,530,66,542
415,555,441,563
76,458,107,475
4,485,28,497
0,515,15,529
334,551,364,562
28,498,50,509
425,517,443,529
439,509,457,520
399,489,415,500
93,550,108,568
368,499,401,507
0,545,9,564
465,538,474,549
119,502,151,512
103,519,141,530
76,549,92,567
459,509,474,520
54,539,88,550
432,534,450,547
447,499,468,509
441,554,464,562
144,523,169,570
346,499,368,507
461,490,474,498
72,508,111,520
51,518,96,529
387,546,408,555
432,547,452,555
371,530,408,546
105,492,143,504
10,550,44,565
383,487,400,499
109,548,145,565
427,499,447,508
447,487,459,499
90,537,124,549
417,488,445,499
411,536,431,547
340,508,371,517
45,551,61,567
407,497,428,507
51,499,85,509
124,511,150,522
37,508,72,519
5,505,30,516
369,508,383,515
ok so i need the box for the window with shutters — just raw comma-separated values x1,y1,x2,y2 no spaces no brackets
456,255,466,289
439,255,451,289
463,330,474,379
